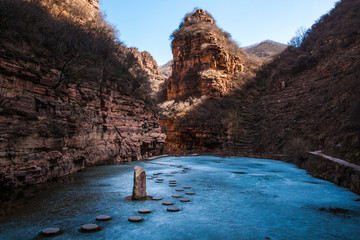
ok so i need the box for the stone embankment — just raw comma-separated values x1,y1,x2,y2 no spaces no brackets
301,151,360,194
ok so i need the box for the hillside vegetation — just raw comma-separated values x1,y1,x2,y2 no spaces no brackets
0,0,152,102
253,0,360,164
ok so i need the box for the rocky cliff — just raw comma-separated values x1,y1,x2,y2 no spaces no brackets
0,0,165,188
129,48,167,97
167,9,258,100
160,9,259,154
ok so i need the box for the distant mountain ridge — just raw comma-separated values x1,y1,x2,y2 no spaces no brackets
244,40,288,60
159,60,172,77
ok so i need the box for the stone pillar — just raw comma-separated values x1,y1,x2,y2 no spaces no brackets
132,166,147,200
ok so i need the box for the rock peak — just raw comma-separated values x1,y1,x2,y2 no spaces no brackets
184,9,214,25
167,9,256,99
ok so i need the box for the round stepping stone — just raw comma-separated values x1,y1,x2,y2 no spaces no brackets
183,186,191,189
169,184,177,187
156,178,164,181
162,201,174,205
167,207,180,212
180,198,191,202
172,194,182,198
96,215,112,221
175,189,184,191
155,181,163,183
147,177,154,179
138,208,152,214
41,228,61,236
185,192,195,195
152,197,163,200
165,175,174,177
128,216,144,222
177,165,183,168
81,224,100,232
171,171,178,174
169,180,177,182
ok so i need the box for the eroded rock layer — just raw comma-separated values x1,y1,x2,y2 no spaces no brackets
0,57,165,188
167,9,257,100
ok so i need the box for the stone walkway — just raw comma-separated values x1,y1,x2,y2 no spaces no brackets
310,151,360,172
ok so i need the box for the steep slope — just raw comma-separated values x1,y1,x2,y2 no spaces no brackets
245,40,288,61
0,0,165,188
253,0,360,164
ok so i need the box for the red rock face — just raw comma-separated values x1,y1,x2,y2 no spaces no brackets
167,9,253,100
161,9,258,154
129,48,167,95
0,57,165,188
129,49,161,76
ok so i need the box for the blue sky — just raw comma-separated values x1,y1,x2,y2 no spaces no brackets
100,0,338,66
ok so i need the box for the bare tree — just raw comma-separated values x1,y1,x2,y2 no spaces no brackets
288,26,308,47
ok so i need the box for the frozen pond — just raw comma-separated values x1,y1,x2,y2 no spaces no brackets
0,156,359,239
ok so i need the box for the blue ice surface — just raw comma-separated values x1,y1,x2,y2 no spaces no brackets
0,156,359,240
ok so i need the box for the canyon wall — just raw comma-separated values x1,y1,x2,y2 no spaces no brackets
0,0,165,188
0,58,165,188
